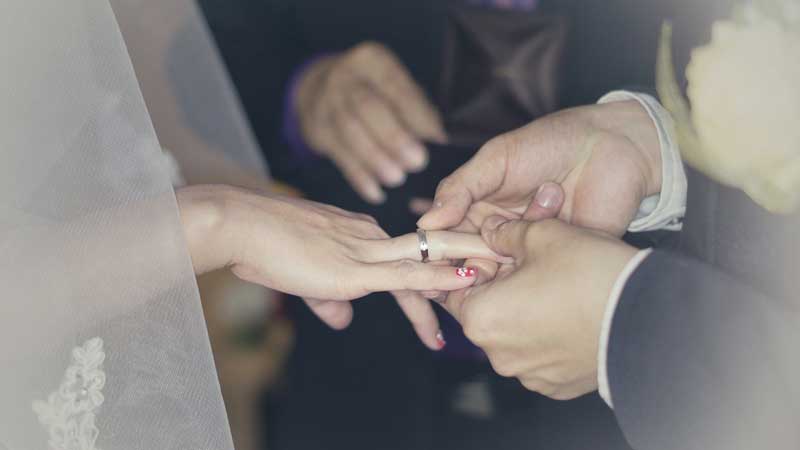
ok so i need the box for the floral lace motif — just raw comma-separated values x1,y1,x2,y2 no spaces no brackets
33,338,106,450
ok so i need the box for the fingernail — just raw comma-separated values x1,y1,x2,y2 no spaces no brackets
535,183,561,209
366,187,386,204
406,144,428,171
456,266,477,278
384,167,406,187
436,330,447,349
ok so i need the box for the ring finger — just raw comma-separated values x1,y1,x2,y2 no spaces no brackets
357,230,513,264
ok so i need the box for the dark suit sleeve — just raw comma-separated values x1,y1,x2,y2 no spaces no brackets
608,250,800,450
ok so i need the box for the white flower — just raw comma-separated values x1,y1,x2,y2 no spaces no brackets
658,2,800,213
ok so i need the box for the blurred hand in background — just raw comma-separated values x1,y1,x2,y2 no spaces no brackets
295,42,448,204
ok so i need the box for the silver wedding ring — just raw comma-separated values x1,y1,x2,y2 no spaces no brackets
416,229,430,263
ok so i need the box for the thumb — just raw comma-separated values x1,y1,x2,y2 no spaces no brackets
522,182,565,222
415,172,475,231
480,216,531,260
417,142,507,230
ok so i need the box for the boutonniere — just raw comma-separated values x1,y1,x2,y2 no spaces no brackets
657,0,800,213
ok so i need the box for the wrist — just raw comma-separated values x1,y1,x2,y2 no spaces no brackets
176,185,240,275
591,100,663,197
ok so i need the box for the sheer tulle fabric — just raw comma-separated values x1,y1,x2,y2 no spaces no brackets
0,1,234,449
110,0,269,182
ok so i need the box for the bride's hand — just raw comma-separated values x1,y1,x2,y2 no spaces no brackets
177,185,507,349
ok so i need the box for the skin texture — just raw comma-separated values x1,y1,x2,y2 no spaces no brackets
415,101,664,396
176,185,508,350
443,217,638,400
417,100,663,288
295,42,447,204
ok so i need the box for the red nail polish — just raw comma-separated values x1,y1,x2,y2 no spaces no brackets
456,267,477,278
436,330,446,349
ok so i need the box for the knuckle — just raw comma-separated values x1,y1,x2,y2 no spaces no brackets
386,129,415,149
363,224,387,241
334,112,357,131
346,238,371,261
355,213,379,226
325,105,347,127
482,133,515,155
524,218,563,247
435,176,456,195
521,379,558,397
350,89,375,110
324,263,361,299
394,259,418,279
325,66,352,87
381,67,407,88
318,108,340,129
491,360,517,378
461,307,492,346
519,378,540,392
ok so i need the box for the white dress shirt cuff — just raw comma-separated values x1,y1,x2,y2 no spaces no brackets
598,91,687,233
597,248,653,408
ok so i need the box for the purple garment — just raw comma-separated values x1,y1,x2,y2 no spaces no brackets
282,54,333,163
468,0,539,10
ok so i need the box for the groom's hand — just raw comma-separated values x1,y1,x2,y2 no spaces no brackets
418,100,663,238
442,216,638,399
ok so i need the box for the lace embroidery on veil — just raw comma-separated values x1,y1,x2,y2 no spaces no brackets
32,338,107,450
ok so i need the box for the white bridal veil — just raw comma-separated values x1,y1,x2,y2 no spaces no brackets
110,0,269,186
0,0,257,448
